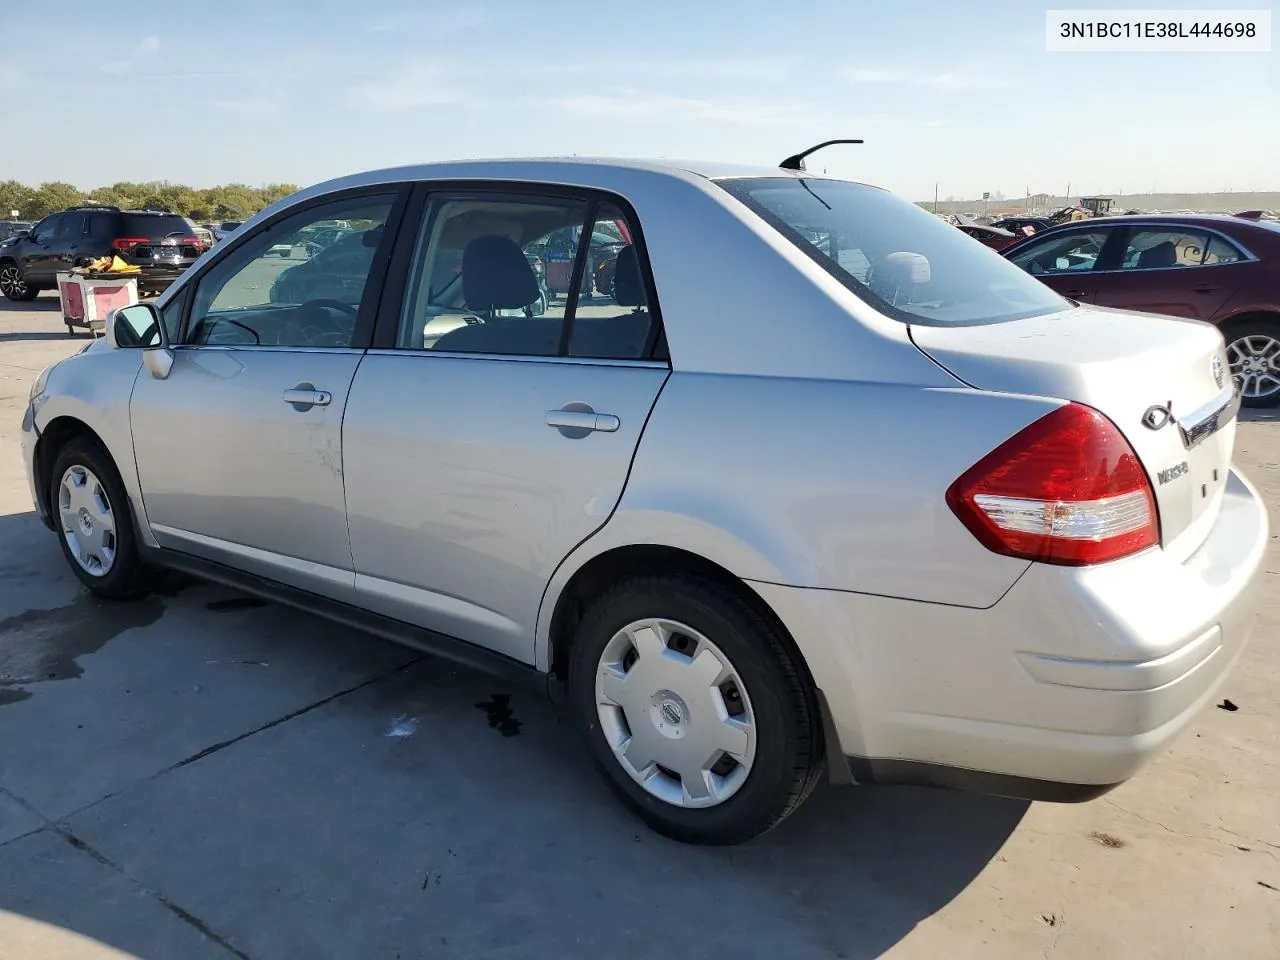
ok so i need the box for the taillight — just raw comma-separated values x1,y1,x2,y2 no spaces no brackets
946,403,1158,566
113,237,149,254
182,235,206,253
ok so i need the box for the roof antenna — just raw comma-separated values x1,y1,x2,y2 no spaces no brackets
779,139,864,172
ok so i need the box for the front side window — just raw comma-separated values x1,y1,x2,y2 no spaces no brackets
1008,230,1110,276
1118,228,1210,270
718,177,1068,325
186,195,394,348
28,215,61,244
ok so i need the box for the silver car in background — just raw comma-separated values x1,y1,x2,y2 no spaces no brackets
21,158,1265,844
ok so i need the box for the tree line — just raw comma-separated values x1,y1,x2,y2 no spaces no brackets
0,180,301,223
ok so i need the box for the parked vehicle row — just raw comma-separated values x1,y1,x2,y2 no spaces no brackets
22,156,1264,845
0,206,205,300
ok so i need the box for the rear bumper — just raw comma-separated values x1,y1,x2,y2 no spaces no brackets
754,466,1266,795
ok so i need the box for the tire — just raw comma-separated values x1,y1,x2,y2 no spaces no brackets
49,438,149,598
568,573,824,845
1223,318,1280,408
0,261,38,301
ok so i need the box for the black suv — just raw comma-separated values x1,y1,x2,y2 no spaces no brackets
0,206,206,301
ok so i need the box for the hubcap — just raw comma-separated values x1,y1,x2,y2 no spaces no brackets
58,466,117,577
0,265,27,297
1227,334,1280,399
595,618,757,809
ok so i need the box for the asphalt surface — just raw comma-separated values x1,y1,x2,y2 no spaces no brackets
0,292,1277,959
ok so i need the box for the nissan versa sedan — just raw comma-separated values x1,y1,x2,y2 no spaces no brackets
21,158,1265,845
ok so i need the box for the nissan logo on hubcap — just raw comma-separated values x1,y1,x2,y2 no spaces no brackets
660,701,683,725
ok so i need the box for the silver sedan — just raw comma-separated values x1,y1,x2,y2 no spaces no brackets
20,157,1266,844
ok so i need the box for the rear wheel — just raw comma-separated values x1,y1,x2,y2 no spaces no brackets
1224,318,1280,408
568,573,823,845
0,262,38,301
50,438,149,598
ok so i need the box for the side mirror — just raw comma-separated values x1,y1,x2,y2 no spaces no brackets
106,303,174,380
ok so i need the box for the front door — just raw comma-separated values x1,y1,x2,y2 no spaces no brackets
1005,226,1115,304
21,213,66,284
130,191,400,598
342,191,668,662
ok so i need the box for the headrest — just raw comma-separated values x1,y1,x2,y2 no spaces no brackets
1138,241,1176,269
612,245,644,307
463,235,537,310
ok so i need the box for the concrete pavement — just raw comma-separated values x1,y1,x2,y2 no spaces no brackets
1,292,1277,959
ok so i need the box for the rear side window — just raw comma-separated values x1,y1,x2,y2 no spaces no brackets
120,213,193,239
85,212,116,236
1119,229,1210,270
718,177,1068,326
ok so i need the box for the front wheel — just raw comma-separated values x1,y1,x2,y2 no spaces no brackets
50,438,149,598
568,574,824,845
0,262,38,301
1225,319,1280,408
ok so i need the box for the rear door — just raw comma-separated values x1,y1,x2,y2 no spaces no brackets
1005,226,1117,303
1091,225,1249,320
342,187,668,663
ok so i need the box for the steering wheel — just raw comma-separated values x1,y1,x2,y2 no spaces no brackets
291,299,358,347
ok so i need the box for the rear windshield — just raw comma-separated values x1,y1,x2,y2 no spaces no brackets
120,213,194,239
717,177,1069,326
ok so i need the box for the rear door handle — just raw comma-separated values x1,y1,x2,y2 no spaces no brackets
1063,289,1087,298
282,383,332,410
546,407,620,434
1192,285,1218,294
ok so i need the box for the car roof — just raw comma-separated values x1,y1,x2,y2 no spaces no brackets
1042,212,1272,230
302,157,835,201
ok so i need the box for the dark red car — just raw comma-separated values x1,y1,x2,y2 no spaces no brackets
956,222,1020,251
1003,214,1280,406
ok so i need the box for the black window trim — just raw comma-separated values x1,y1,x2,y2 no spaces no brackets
367,179,668,366
171,183,413,349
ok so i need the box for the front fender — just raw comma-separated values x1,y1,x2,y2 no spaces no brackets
33,347,153,545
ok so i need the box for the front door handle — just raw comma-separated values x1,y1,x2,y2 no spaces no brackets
546,405,620,435
1063,289,1087,298
282,383,332,410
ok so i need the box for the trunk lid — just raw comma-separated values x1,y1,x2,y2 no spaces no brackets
911,304,1237,559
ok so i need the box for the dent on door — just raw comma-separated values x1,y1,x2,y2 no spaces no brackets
341,354,669,663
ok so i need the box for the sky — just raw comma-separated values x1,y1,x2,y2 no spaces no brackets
1,0,1276,202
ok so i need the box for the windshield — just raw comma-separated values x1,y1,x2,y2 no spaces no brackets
717,177,1070,326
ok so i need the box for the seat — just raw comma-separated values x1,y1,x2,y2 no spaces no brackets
569,245,653,359
432,236,558,355
1137,241,1177,269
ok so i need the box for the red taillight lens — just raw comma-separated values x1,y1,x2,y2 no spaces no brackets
113,237,149,254
183,235,206,253
946,403,1159,566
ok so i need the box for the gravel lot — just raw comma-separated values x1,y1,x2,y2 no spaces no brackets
1,293,1277,960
